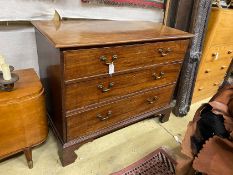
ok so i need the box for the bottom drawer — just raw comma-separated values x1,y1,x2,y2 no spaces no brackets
192,76,224,103
67,85,174,141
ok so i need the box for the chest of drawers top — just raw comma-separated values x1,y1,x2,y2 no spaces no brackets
32,20,192,49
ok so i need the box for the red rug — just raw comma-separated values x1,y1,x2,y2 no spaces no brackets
111,148,176,175
82,0,165,9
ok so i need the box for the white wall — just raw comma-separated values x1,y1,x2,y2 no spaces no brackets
0,0,163,21
0,26,39,73
0,0,163,74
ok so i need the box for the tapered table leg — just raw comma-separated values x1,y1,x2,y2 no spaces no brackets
24,147,33,169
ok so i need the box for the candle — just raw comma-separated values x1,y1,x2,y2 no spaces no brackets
1,64,11,80
0,55,5,65
0,55,5,71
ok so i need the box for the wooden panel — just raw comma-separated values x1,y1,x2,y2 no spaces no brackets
192,7,233,103
192,87,218,104
65,63,181,111
31,20,193,48
198,58,232,80
67,85,174,140
210,8,233,45
217,8,233,29
63,40,188,81
203,45,233,63
192,76,224,103
0,69,48,158
212,30,233,46
34,29,65,141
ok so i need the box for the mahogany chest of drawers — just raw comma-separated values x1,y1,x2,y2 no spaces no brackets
32,20,192,166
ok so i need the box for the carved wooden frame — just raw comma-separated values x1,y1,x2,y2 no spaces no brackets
167,0,212,116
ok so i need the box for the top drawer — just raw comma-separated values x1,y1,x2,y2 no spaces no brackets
203,45,233,63
63,40,189,81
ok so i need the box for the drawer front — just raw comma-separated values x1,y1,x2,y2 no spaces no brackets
67,85,174,140
212,30,233,46
63,40,188,81
192,86,218,104
198,58,231,80
217,10,233,29
204,45,233,63
193,76,224,103
65,63,181,111
194,77,223,93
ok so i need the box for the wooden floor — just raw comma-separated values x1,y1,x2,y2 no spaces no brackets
0,99,209,175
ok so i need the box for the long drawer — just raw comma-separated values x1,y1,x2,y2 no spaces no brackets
65,63,181,111
192,75,224,103
63,40,188,81
203,45,233,63
66,85,174,140
198,58,231,80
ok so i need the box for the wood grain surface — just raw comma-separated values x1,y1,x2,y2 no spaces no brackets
0,69,48,159
32,19,192,166
65,63,181,111
67,85,174,140
32,20,193,48
63,40,188,81
192,8,233,103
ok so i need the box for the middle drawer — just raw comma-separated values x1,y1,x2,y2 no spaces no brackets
65,63,181,111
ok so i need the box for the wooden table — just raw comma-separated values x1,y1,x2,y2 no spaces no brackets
0,69,48,168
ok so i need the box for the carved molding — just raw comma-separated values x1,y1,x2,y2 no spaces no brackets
170,0,212,116
63,105,172,148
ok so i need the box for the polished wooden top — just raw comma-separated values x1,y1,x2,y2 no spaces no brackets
0,69,43,104
32,20,193,48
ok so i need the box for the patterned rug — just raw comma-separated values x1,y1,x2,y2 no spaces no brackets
82,0,165,9
111,148,176,175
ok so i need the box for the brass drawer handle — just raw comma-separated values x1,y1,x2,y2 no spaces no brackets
228,50,232,54
152,72,165,80
100,55,118,65
213,83,219,86
147,96,159,104
97,82,114,93
205,69,211,73
97,111,112,121
158,48,172,57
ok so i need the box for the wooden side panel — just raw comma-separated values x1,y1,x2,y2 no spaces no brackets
211,8,233,45
35,29,65,141
67,85,174,140
192,8,233,103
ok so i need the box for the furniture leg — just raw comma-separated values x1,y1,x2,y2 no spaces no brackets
159,108,172,123
24,147,33,169
58,145,78,167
